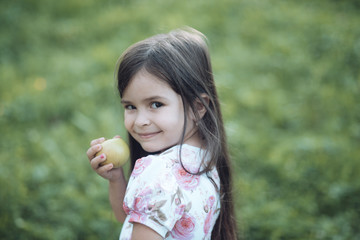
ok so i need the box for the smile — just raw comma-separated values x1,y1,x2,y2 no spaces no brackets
137,131,161,139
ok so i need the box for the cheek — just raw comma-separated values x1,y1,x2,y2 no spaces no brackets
124,113,133,131
161,110,183,128
165,116,185,137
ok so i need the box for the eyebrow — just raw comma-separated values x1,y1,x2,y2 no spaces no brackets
120,99,131,105
121,96,166,105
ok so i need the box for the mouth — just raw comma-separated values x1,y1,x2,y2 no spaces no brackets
136,131,161,139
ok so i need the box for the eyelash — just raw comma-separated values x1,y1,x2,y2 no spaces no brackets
124,102,163,110
151,102,163,109
125,105,135,110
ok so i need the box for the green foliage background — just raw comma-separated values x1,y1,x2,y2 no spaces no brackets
1,0,359,239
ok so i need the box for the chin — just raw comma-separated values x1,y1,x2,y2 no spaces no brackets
140,144,161,153
141,143,175,153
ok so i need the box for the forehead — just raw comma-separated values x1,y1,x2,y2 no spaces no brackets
122,70,178,100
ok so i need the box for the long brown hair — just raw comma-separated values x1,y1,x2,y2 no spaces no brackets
116,27,237,240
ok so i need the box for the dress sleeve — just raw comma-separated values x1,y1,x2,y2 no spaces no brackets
123,155,186,238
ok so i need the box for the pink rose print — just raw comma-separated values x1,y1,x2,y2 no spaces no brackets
129,210,146,223
173,165,200,190
204,195,216,236
128,187,153,223
174,204,185,216
171,213,195,239
129,211,146,223
208,195,215,206
123,201,130,215
180,148,194,159
131,156,152,177
134,187,153,212
179,148,200,173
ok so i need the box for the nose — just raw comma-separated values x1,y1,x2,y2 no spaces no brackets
134,111,151,127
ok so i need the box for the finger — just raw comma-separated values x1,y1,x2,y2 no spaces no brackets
98,163,114,175
87,144,102,161
113,135,121,139
90,153,107,169
90,137,105,146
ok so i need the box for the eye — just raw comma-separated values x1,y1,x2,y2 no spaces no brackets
150,102,163,109
125,105,136,110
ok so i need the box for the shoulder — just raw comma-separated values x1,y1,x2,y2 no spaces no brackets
126,146,182,199
123,146,191,238
130,146,178,180
130,144,203,176
161,144,206,171
123,145,221,238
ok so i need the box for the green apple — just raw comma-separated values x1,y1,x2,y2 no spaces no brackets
95,138,129,168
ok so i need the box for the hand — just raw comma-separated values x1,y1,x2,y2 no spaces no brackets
86,136,124,182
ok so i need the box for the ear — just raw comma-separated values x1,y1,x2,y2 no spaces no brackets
194,93,209,120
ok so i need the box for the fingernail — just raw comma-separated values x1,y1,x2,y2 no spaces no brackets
100,154,105,159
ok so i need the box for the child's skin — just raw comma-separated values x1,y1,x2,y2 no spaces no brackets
88,136,163,239
121,69,205,152
86,136,128,222
86,69,207,239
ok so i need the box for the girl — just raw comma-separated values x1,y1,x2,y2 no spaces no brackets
86,27,237,240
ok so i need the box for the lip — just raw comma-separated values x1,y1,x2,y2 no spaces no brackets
136,131,161,139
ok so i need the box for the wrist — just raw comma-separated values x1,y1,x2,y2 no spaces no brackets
108,173,126,184
109,178,123,184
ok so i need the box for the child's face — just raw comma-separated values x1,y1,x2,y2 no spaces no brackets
121,70,200,153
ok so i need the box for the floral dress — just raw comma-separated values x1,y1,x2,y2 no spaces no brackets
119,144,220,240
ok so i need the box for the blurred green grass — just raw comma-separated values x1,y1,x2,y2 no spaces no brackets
1,0,360,239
